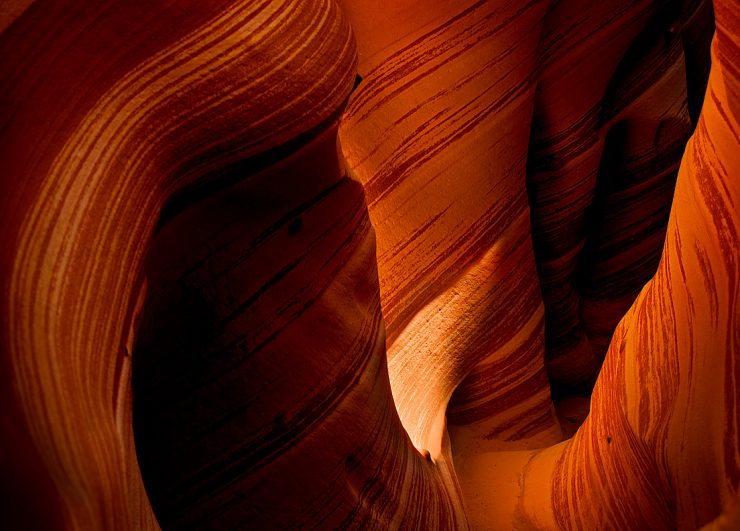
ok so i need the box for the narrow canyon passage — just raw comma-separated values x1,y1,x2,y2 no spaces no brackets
0,0,738,529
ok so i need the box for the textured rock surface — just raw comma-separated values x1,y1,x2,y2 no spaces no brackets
448,2,739,528
527,0,715,391
0,0,737,529
339,0,563,461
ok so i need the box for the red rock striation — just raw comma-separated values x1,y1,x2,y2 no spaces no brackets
339,0,563,462
0,0,737,529
527,0,716,391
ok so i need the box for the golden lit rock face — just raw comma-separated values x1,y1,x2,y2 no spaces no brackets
339,0,562,462
0,1,738,530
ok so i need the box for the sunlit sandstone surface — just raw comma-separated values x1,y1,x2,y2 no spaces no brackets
0,0,738,529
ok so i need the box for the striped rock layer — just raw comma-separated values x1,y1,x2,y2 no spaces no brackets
0,1,463,528
528,0,716,391
337,0,716,475
338,0,564,460
0,0,738,530
485,4,740,527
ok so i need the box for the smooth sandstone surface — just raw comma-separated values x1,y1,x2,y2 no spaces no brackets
0,0,737,529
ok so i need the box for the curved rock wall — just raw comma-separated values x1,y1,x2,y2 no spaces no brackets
0,0,737,529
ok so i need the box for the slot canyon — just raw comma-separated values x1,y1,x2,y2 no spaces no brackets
0,0,739,529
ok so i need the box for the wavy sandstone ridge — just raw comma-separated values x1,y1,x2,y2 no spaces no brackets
494,5,740,527
527,0,715,391
339,0,563,460
0,0,738,529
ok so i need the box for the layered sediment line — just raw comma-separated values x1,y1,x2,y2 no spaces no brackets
0,0,737,529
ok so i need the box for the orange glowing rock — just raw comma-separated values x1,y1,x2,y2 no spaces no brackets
0,0,737,529
446,2,739,528
338,0,562,464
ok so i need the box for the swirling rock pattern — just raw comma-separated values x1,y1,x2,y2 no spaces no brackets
0,0,737,530
132,125,467,529
527,0,716,391
454,2,740,528
339,0,563,460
